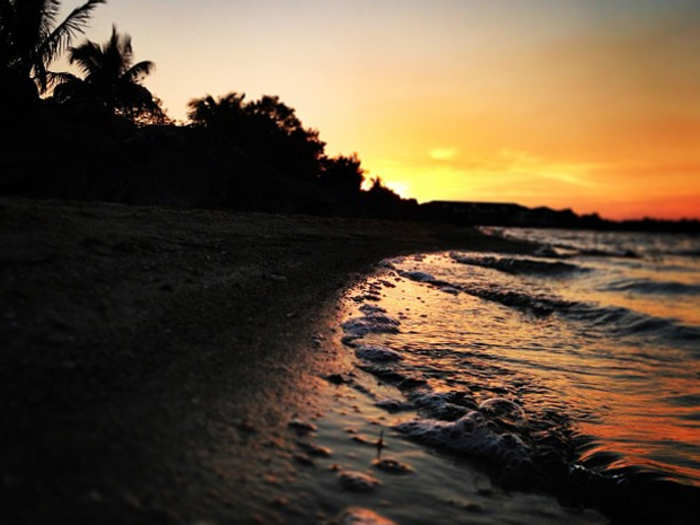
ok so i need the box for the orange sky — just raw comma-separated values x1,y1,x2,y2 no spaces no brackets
57,0,700,220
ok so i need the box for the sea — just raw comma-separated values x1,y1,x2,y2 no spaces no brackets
232,228,700,524
327,227,700,523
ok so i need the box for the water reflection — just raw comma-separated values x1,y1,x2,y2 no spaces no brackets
358,250,700,488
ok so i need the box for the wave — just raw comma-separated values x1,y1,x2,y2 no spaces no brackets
466,288,700,345
340,251,700,522
398,269,700,344
566,303,700,343
563,246,639,259
341,313,401,346
450,252,586,275
390,390,700,523
602,278,700,295
343,298,700,522
394,411,531,470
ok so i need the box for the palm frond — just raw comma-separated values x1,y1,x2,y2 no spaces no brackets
122,60,154,83
51,72,89,104
68,40,102,76
39,0,105,65
101,25,132,75
45,69,80,88
39,1,61,39
115,25,133,66
104,22,119,52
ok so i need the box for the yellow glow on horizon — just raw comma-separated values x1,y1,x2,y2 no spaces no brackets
383,180,411,199
371,146,699,220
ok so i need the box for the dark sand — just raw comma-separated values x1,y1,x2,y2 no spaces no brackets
0,197,535,523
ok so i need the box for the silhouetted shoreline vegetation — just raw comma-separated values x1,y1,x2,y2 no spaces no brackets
422,201,700,233
1,1,697,232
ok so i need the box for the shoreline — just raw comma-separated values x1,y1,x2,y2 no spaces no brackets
1,197,536,523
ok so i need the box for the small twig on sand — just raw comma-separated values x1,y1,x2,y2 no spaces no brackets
376,430,385,458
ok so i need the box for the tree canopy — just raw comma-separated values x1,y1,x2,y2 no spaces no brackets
187,92,327,181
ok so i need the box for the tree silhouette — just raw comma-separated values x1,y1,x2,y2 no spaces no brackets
320,153,365,194
246,95,304,135
187,92,246,132
247,96,325,181
0,0,105,99
52,25,165,123
187,92,325,181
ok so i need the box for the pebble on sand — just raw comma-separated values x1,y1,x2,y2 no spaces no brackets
338,470,381,492
371,457,414,474
288,418,317,433
332,507,397,525
296,440,332,457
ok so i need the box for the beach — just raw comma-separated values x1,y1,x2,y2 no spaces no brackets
1,197,535,523
3,2,699,523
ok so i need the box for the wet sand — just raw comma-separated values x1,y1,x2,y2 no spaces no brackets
0,197,536,523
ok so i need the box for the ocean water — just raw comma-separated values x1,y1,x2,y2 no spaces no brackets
332,228,700,522
212,228,699,524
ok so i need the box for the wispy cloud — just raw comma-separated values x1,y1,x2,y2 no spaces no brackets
499,149,598,187
429,147,458,161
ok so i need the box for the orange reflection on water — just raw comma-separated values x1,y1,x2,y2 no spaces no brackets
538,352,700,486
562,261,700,327
372,253,700,487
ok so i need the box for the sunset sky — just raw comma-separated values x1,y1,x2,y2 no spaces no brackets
57,0,700,220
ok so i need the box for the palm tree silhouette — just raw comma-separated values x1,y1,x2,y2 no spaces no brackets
53,24,163,122
0,0,105,99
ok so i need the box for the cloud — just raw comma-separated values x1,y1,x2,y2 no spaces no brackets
429,147,458,161
498,149,598,187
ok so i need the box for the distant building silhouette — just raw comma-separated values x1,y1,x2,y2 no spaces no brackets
422,200,529,225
